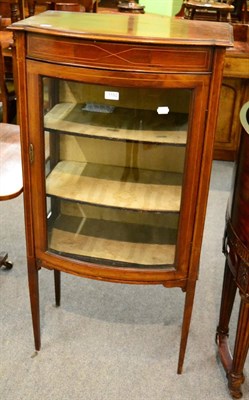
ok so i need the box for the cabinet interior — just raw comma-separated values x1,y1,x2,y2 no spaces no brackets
43,78,191,268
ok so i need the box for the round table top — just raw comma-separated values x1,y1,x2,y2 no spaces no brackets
0,123,23,200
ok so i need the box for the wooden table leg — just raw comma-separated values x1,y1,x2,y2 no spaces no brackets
216,260,237,373
227,294,249,399
217,260,237,341
216,258,249,398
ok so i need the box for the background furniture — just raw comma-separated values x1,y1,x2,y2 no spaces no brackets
117,1,145,13
231,0,248,21
53,2,83,11
214,23,249,161
98,0,116,7
0,40,16,122
27,0,98,15
216,101,249,399
183,0,234,22
81,0,98,11
11,12,232,373
0,123,22,269
0,0,24,23
177,0,248,22
0,0,23,123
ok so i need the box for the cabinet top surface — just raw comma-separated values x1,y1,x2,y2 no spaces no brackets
10,11,233,47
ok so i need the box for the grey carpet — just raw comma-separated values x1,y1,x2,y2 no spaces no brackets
0,160,248,400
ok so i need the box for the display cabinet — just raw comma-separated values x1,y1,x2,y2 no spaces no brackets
11,12,232,373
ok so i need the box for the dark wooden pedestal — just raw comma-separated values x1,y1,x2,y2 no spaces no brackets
216,101,249,399
117,1,145,13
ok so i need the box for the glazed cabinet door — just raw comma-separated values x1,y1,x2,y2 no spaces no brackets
27,60,210,283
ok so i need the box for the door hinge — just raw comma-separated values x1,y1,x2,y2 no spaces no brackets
29,143,34,164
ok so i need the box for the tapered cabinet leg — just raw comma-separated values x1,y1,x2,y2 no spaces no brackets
177,280,196,374
27,260,41,351
54,269,61,307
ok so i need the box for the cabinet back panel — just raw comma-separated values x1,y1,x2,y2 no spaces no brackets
59,135,186,172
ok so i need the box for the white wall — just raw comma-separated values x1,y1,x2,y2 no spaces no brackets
141,0,183,16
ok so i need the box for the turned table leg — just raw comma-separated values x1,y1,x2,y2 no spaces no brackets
217,259,249,399
227,294,249,399
217,260,237,344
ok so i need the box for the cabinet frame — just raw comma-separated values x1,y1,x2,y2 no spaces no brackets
27,60,211,285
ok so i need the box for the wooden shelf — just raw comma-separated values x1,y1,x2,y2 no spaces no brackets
44,103,188,144
46,161,182,212
48,214,176,267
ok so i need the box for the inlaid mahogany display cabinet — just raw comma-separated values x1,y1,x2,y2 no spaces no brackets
11,12,232,373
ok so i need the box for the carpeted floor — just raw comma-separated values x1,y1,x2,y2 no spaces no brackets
0,160,248,400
